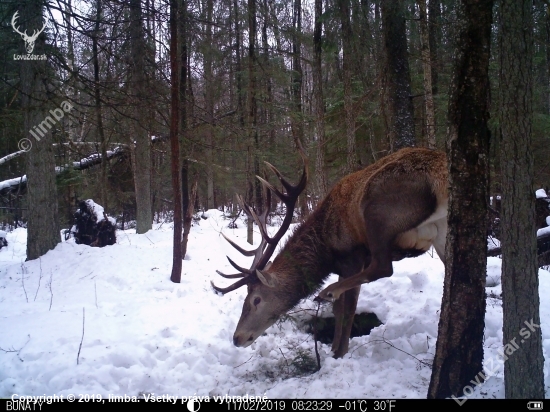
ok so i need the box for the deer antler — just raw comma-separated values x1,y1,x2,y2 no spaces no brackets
212,145,308,294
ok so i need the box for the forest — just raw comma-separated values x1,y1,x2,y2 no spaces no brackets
0,0,548,401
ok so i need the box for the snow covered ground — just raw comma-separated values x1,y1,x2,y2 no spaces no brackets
0,210,549,399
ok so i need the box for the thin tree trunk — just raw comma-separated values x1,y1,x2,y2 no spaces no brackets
290,0,308,217
93,0,108,209
417,0,436,148
313,0,327,199
169,0,183,282
381,0,416,150
205,0,215,210
338,0,358,172
130,0,152,234
428,0,492,399
180,0,191,259
247,0,258,244
428,0,440,95
22,0,59,260
499,0,545,398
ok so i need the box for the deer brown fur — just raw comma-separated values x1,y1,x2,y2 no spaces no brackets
216,147,448,358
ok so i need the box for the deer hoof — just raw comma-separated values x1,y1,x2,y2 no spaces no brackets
315,289,337,303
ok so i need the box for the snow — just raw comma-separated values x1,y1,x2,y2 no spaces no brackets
0,210,549,399
79,199,116,225
537,189,548,199
0,175,26,192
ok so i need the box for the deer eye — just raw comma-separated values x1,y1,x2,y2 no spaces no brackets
253,297,261,306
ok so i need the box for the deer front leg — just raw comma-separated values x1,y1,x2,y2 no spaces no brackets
316,254,393,302
331,285,360,358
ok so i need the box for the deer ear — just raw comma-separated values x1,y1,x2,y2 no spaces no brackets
256,269,278,288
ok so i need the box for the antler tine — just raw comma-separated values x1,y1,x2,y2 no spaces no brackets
213,148,307,295
221,232,257,257
215,270,247,279
227,256,254,275
252,150,308,269
211,277,251,295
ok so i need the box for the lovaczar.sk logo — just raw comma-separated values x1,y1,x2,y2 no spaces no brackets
11,11,47,61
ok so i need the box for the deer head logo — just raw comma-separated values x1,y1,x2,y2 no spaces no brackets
11,11,46,54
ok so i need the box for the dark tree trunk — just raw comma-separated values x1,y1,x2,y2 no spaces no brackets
428,0,493,399
130,0,152,234
313,0,327,199
381,0,415,150
338,0,358,172
417,0,436,148
290,0,308,217
93,0,108,209
21,0,59,260
179,0,191,259
169,0,183,283
247,0,258,244
428,0,440,95
499,0,545,398
204,0,215,210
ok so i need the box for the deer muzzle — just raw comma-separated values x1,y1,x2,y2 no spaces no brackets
233,332,255,348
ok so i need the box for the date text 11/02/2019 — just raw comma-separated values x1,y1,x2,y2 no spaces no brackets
225,400,396,411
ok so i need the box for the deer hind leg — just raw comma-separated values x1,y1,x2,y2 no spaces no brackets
331,284,360,358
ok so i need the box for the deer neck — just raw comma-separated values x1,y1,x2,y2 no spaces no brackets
271,208,334,309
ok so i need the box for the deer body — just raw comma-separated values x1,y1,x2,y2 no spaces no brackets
215,147,447,358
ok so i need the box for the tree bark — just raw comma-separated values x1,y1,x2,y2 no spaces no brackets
169,0,183,282
21,0,59,261
338,0,359,172
179,0,191,259
381,0,416,150
204,0,215,210
130,0,152,234
313,0,327,199
247,0,258,244
428,0,440,96
417,0,436,149
428,0,492,399
93,0,108,209
499,0,545,398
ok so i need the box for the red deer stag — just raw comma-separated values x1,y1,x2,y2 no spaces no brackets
212,147,447,358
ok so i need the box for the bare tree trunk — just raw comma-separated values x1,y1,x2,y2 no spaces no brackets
428,0,492,399
290,0,309,217
204,0,215,210
169,0,183,282
338,0,358,172
130,0,152,234
417,0,436,148
92,0,108,209
428,0,440,96
247,0,258,244
313,0,327,199
65,0,78,143
181,180,197,259
22,0,59,260
381,0,415,150
499,0,545,398
179,0,192,259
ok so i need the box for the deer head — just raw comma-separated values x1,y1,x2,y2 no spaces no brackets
212,145,308,347
12,11,46,54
